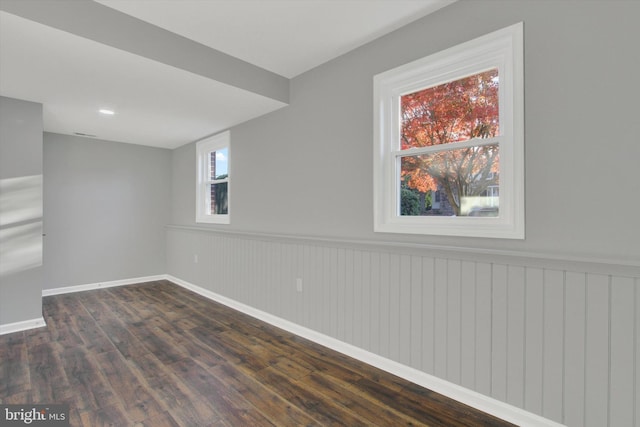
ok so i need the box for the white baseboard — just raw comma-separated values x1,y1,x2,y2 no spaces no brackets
42,274,167,296
167,274,565,427
0,316,46,335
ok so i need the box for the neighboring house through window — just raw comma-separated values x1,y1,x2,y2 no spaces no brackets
196,131,230,224
373,22,524,239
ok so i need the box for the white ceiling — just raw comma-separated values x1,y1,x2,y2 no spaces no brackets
95,0,453,79
0,11,284,149
0,0,454,149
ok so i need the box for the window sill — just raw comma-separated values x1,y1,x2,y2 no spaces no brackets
196,215,230,225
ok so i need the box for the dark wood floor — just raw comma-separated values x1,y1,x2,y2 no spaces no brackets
1,280,514,426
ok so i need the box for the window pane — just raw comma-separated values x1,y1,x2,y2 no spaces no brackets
400,145,499,217
400,69,499,150
210,148,229,180
209,182,228,215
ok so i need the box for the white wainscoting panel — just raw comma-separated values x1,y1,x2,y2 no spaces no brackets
166,226,640,427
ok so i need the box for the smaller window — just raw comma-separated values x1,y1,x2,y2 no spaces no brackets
196,131,230,224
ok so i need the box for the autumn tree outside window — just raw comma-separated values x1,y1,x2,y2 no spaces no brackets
196,131,230,224
374,23,524,239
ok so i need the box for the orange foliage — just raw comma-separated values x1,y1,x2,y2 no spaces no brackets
400,69,500,213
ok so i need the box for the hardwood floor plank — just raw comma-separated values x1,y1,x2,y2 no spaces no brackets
142,317,226,369
59,346,118,413
211,362,320,426
124,352,171,385
94,350,166,423
113,283,189,323
141,372,225,427
401,381,514,426
0,333,30,397
268,354,313,381
169,358,276,427
188,326,250,366
93,318,149,360
76,291,125,325
0,390,33,405
1,281,516,426
96,289,150,325
77,403,133,427
0,331,25,354
139,410,182,427
253,366,370,426
302,371,426,426
126,320,188,365
40,296,85,350
24,324,54,348
27,342,72,404
72,308,117,354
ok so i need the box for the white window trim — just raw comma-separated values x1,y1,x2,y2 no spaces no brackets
373,22,524,239
196,131,230,224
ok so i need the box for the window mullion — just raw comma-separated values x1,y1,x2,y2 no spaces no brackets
394,136,501,157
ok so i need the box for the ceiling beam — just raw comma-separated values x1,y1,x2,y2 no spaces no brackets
0,0,289,104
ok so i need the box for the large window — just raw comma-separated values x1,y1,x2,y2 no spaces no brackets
196,131,230,224
374,23,524,239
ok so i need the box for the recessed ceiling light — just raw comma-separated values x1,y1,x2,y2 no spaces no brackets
99,109,115,115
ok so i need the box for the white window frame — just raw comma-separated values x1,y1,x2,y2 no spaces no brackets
373,22,524,239
196,131,230,224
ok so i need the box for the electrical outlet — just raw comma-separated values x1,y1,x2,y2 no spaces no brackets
296,278,303,292
194,254,199,263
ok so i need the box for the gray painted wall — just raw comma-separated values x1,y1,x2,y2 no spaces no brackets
171,0,640,264
43,133,171,289
171,142,195,227
0,96,43,325
167,1,640,426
